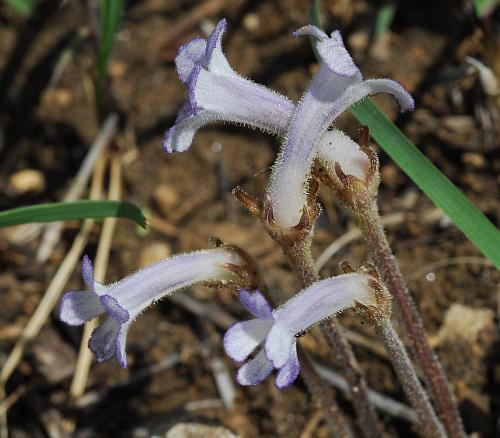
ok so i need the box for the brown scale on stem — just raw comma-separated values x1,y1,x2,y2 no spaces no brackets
206,238,262,292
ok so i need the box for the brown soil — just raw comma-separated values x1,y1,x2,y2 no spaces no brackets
0,0,499,437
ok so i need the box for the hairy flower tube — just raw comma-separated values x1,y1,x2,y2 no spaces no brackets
162,18,293,153
224,273,378,388
162,18,368,183
60,247,254,368
268,25,415,229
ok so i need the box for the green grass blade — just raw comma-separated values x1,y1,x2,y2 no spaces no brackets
309,0,322,60
4,0,33,16
374,1,397,42
310,1,500,267
96,0,123,100
0,200,147,229
98,0,123,80
472,0,498,18
352,100,500,266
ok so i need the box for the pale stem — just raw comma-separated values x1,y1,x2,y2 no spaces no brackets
377,319,446,438
357,203,466,438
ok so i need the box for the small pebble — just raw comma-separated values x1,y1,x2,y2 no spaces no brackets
42,88,72,107
8,169,46,195
154,183,180,212
108,60,128,80
243,13,260,32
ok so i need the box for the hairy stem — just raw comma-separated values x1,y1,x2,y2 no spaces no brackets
378,319,446,438
284,237,383,438
357,203,465,438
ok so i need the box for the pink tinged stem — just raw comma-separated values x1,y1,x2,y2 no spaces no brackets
378,319,446,438
358,206,466,438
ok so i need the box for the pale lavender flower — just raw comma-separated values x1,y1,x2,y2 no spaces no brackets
162,18,366,180
162,18,293,153
60,248,250,368
224,273,377,388
268,25,415,229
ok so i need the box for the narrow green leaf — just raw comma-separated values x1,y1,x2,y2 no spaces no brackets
96,0,123,101
352,100,500,267
309,0,322,60
0,200,147,229
310,1,500,267
472,0,498,18
374,1,397,42
98,0,123,79
4,0,33,16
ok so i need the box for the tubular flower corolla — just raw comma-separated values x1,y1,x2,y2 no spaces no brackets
162,19,369,184
162,18,293,153
268,25,415,229
224,273,378,388
60,248,253,368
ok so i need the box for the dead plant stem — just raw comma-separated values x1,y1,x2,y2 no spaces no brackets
70,155,122,399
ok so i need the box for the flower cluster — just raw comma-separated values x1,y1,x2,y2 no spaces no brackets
164,20,414,230
60,247,255,367
59,18,411,390
224,273,380,388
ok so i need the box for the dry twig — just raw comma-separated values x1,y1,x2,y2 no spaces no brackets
70,155,122,399
0,158,107,436
36,114,119,262
315,208,443,274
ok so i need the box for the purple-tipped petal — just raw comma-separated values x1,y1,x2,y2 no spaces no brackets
351,79,414,112
175,38,207,84
236,349,274,386
59,290,104,326
115,324,130,369
100,295,129,324
88,317,121,363
82,255,94,289
292,24,327,40
275,345,300,388
238,290,273,320
162,104,219,153
317,30,360,77
294,27,360,77
187,63,202,115
205,19,232,74
224,319,273,362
